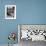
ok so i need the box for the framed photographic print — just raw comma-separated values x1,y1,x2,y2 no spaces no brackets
5,5,16,19
18,24,46,42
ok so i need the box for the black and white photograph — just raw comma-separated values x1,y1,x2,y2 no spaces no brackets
18,24,46,46
5,5,16,19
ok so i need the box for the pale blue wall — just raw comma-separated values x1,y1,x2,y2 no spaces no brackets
0,0,46,44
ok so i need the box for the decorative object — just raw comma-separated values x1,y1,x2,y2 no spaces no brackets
8,32,16,46
18,25,46,41
5,5,16,19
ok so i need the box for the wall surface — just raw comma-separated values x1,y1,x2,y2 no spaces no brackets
0,0,46,44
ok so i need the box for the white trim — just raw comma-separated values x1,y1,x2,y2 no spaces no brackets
18,25,20,43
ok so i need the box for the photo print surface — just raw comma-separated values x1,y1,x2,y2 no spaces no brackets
18,25,46,41
5,5,16,19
